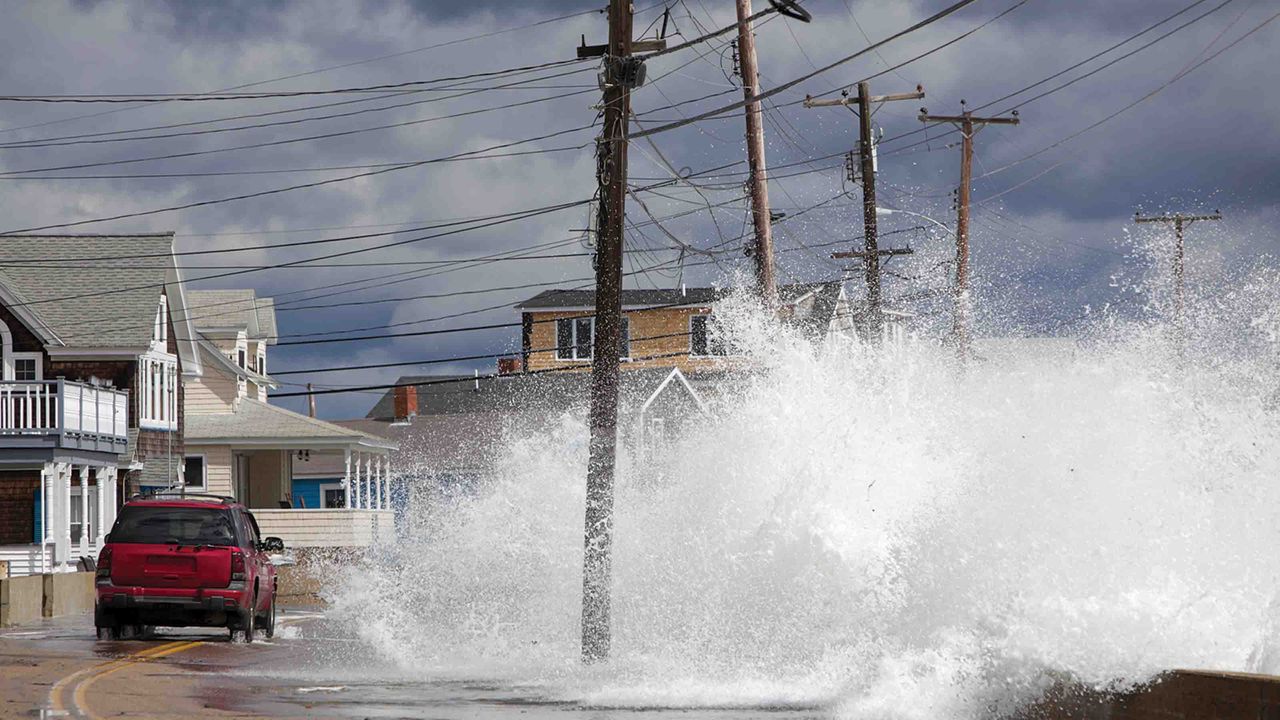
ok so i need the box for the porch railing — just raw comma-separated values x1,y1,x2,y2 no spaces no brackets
0,380,129,447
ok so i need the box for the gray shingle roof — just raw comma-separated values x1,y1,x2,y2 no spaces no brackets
187,398,395,448
0,235,175,348
364,367,723,420
515,283,834,310
185,289,276,342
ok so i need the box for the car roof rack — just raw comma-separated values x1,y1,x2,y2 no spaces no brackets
129,490,237,504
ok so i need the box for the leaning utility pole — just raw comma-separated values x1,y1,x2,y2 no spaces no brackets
919,103,1019,359
577,0,634,665
735,0,776,306
805,83,923,340
1134,210,1221,332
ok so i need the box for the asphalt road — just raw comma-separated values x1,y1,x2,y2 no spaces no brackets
0,611,826,720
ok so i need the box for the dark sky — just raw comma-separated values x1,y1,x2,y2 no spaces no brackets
0,0,1275,418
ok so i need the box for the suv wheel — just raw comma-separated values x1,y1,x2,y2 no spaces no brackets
257,590,276,639
230,605,255,644
95,625,121,641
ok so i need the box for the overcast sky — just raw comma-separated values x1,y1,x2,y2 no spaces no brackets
0,0,1275,418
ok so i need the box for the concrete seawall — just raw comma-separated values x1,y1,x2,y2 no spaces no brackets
0,574,44,626
1022,670,1280,719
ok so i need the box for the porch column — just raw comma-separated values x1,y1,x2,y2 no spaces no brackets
39,463,51,574
380,455,390,510
343,449,353,509
78,466,90,560
363,453,372,510
96,466,116,549
373,454,383,510
56,465,73,570
94,467,105,554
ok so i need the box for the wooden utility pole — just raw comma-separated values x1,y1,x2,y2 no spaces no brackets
735,0,776,306
1134,210,1221,332
577,0,634,665
805,83,922,340
918,104,1019,359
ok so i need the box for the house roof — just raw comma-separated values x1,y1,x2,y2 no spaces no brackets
364,366,723,421
184,289,277,344
516,283,836,310
0,234,180,349
196,337,276,387
186,398,395,450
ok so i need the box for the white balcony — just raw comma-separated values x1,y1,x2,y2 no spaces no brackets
0,380,129,453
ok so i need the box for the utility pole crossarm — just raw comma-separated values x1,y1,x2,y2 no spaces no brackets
918,105,1021,361
804,88,924,109
918,113,1019,125
805,82,924,341
832,248,914,260
1135,212,1222,224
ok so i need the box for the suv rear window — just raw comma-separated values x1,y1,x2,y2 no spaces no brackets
111,506,239,546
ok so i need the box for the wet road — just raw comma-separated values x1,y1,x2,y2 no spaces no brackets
0,612,826,719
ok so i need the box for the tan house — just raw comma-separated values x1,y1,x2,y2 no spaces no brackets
180,290,396,550
516,282,856,373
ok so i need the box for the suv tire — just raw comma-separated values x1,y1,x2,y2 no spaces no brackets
257,590,276,639
230,604,255,643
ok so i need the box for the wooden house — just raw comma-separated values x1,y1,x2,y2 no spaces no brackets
515,281,856,373
0,234,200,575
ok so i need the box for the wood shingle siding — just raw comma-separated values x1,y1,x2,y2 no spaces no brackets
524,307,727,374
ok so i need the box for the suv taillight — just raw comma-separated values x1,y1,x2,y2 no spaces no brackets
96,546,112,579
231,550,246,581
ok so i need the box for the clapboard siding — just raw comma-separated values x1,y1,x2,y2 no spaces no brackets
188,444,233,496
0,544,51,577
251,509,393,548
184,371,239,414
525,307,729,373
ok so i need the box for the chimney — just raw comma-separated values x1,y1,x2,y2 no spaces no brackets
393,384,418,421
307,383,317,418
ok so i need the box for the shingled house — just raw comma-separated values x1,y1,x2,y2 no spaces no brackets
515,281,857,373
0,235,200,576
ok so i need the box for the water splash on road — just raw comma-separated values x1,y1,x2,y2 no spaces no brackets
329,278,1280,718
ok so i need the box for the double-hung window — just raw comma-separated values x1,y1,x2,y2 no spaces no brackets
139,354,178,430
555,317,629,360
690,314,727,356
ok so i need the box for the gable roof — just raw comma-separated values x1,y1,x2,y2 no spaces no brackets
516,282,839,311
184,289,277,343
0,234,182,349
186,398,394,449
364,367,724,421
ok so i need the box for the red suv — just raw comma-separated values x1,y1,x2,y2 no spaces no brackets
94,494,283,643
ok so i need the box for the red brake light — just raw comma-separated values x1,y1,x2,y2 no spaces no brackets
96,547,112,578
231,550,246,581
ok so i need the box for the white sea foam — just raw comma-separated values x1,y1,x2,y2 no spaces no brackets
327,274,1280,718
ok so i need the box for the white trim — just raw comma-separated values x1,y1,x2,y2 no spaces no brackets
0,319,12,381
182,453,208,491
11,351,42,381
44,348,146,359
0,286,62,346
317,481,346,509
164,262,202,379
639,367,709,416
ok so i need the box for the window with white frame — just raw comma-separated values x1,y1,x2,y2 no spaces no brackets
12,352,41,382
689,314,727,356
138,354,178,430
554,317,628,360
183,455,206,491
70,485,100,545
